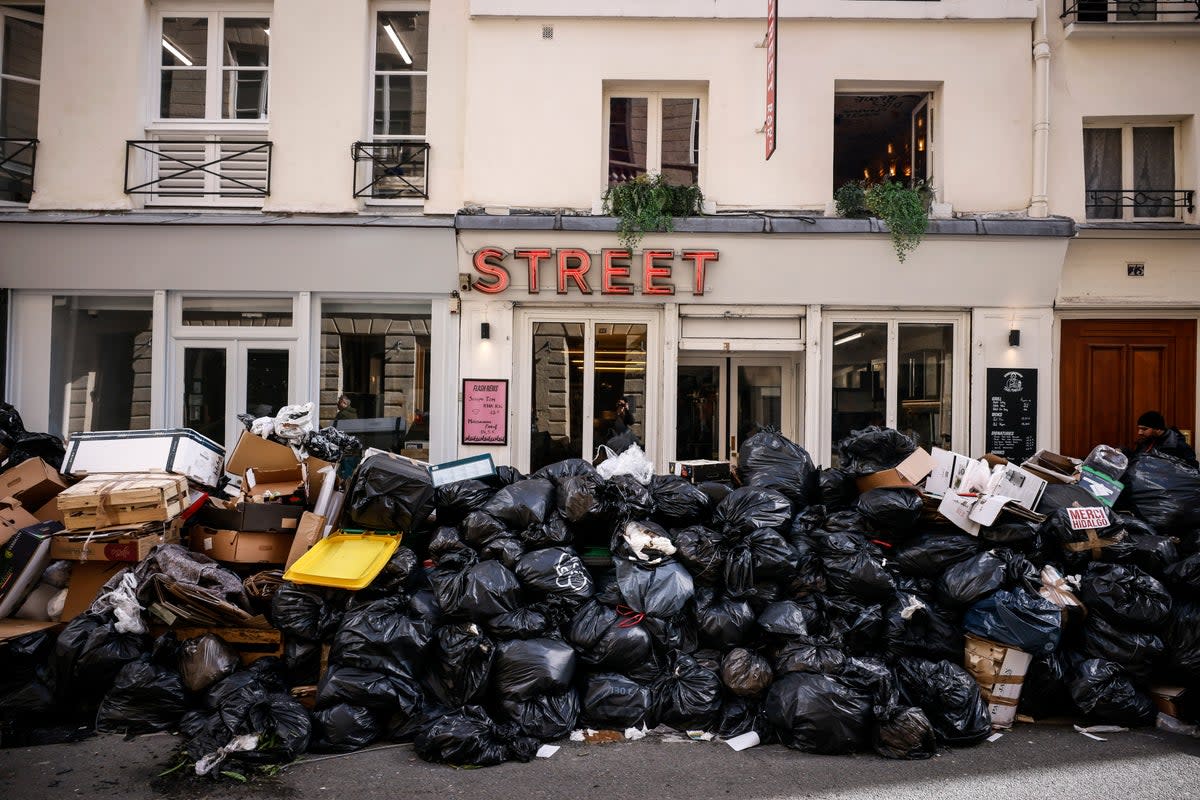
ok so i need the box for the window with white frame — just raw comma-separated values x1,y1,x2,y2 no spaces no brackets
0,6,42,204
605,89,703,187
356,5,429,200
1084,121,1186,221
136,9,271,206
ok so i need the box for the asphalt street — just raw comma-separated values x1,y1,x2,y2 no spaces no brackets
2,722,1199,800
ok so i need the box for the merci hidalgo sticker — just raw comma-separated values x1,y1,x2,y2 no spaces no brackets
1067,506,1110,531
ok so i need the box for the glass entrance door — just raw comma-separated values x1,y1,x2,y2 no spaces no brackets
677,356,794,461
176,340,294,449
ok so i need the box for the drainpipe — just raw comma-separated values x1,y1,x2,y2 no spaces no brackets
1030,0,1051,218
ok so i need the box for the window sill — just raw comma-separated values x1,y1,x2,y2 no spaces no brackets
145,121,270,136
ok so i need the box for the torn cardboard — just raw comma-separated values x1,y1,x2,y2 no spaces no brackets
856,448,935,492
285,512,326,570
189,525,293,564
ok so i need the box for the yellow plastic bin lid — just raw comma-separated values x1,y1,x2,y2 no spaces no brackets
284,531,402,590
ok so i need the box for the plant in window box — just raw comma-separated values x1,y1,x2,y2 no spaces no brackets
834,181,870,219
863,180,930,264
603,173,704,250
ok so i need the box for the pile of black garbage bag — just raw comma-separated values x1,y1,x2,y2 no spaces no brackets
4,426,1200,769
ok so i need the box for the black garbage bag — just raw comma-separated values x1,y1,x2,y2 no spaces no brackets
567,600,658,679
357,546,420,600
604,474,656,522
482,478,556,530
95,657,186,736
270,583,344,642
822,598,885,656
1161,600,1200,683
0,630,56,716
674,525,725,584
856,488,923,532
556,474,608,525
963,589,1063,654
580,673,654,730
979,520,1041,549
408,588,441,627
614,559,694,618
311,704,382,753
816,532,896,601
330,596,432,681
53,612,149,698
895,657,991,746
178,634,240,693
1079,562,1172,630
429,525,472,562
434,480,496,526
461,511,509,548
721,648,773,697
774,634,846,676
766,671,873,754
430,559,521,622
521,515,574,550
722,529,797,598
652,653,722,731
1041,503,1130,569
316,665,422,714
650,475,712,526
1163,552,1200,597
422,623,494,707
696,480,734,506
1018,650,1073,719
712,487,792,538
737,428,817,510
304,425,363,464
533,458,600,481
883,593,963,663
487,606,556,640
783,533,827,595
1108,529,1180,578
819,469,859,511
479,536,525,570
837,426,918,477
414,705,538,766
757,600,813,640
1079,614,1163,681
492,638,575,701
515,546,594,607
3,431,66,471
199,674,312,763
937,550,1006,608
874,705,938,760
499,688,580,741
347,453,436,532
894,532,982,578
1069,658,1157,727
695,588,757,648
1124,452,1200,532
714,694,775,742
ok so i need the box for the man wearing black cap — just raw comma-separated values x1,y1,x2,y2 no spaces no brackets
1131,410,1197,466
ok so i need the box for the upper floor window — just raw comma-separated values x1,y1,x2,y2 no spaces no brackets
605,90,703,186
1084,122,1185,220
1,6,42,203
834,93,931,193
158,13,270,122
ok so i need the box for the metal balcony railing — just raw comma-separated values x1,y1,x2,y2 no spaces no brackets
1085,188,1195,217
124,139,272,199
1062,0,1200,23
0,138,37,204
352,141,430,199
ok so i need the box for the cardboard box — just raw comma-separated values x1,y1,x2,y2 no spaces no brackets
197,497,304,533
285,511,326,570
189,525,293,564
0,521,61,618
0,458,69,510
0,499,41,548
1020,450,1079,485
32,497,65,524
62,428,225,488
963,634,1032,729
61,561,125,620
57,473,189,531
1150,686,1189,719
225,431,332,498
244,466,306,503
0,618,57,642
855,448,936,492
50,518,182,562
668,459,732,484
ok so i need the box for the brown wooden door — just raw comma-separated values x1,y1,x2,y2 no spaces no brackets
1060,319,1196,459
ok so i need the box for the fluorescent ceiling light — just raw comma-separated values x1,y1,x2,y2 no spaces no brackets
162,37,193,66
834,331,865,346
383,23,413,65
264,27,270,35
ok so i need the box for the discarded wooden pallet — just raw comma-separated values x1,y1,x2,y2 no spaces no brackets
157,625,285,665
57,473,188,531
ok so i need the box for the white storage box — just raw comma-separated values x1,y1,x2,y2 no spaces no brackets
63,429,225,488
963,634,1033,729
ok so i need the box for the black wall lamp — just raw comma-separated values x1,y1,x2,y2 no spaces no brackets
481,322,491,340
1009,328,1021,347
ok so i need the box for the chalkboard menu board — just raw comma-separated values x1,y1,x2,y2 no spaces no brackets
986,368,1038,463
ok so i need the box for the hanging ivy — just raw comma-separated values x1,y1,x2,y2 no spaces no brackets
603,173,704,250
863,180,930,264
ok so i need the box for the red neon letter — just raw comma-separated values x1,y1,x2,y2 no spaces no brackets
681,250,719,296
601,249,634,295
642,249,675,296
472,247,509,294
513,247,551,294
557,248,593,294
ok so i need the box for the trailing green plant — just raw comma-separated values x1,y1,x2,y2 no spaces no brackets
863,180,930,263
603,173,704,249
834,181,869,219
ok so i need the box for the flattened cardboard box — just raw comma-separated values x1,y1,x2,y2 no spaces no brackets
0,457,69,510
855,448,936,492
189,525,293,564
50,518,182,562
286,512,326,570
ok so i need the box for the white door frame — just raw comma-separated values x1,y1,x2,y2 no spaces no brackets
676,353,797,460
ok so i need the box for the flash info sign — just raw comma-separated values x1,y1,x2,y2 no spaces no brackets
471,247,719,297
